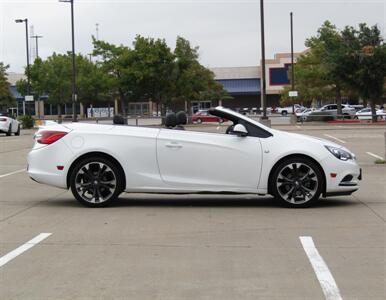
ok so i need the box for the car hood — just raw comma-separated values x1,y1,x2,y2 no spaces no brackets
270,128,346,149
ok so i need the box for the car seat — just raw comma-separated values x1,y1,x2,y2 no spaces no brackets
165,112,177,128
113,115,125,125
175,111,187,130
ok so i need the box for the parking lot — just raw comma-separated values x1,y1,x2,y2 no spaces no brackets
0,123,385,300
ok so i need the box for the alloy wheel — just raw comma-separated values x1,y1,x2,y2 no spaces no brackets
74,162,117,204
276,162,318,205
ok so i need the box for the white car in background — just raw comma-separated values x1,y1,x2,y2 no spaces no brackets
295,108,315,121
27,106,361,208
355,108,386,120
319,104,356,117
0,114,20,136
276,104,303,116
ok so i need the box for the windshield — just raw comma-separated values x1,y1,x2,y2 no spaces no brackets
209,106,273,138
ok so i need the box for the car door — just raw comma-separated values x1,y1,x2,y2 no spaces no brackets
156,129,263,192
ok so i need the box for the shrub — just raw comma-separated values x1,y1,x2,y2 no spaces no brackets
18,114,35,129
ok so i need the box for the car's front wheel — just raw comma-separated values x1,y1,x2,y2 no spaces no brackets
270,157,323,208
70,156,124,207
6,124,11,136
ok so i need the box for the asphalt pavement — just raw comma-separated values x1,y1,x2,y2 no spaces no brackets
0,123,385,300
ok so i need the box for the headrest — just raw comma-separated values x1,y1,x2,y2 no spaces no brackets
113,115,125,125
165,112,177,128
176,111,187,125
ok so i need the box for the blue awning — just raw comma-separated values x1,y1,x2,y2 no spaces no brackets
217,79,261,96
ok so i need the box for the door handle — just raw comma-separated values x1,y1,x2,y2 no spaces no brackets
165,142,182,149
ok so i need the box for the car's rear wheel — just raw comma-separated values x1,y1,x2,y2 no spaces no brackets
196,118,202,124
70,156,124,207
281,111,288,116
270,157,323,208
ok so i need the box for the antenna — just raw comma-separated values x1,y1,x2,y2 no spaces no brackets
30,25,35,60
95,23,99,40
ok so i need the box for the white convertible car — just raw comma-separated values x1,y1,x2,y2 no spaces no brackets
0,114,20,136
27,107,361,208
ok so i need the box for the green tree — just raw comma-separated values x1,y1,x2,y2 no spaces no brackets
40,53,72,116
172,37,229,111
17,52,111,118
0,63,15,109
93,38,134,116
131,35,175,115
303,21,351,114
339,24,386,121
76,55,112,109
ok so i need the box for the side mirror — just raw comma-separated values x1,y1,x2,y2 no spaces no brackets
232,124,248,137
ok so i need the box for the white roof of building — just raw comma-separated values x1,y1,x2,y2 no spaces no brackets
6,72,25,86
211,66,260,80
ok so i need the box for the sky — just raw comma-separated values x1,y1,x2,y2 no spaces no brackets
1,0,385,73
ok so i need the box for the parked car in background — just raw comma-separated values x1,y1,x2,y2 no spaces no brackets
355,108,386,120
296,108,315,121
0,113,20,136
350,105,364,112
238,107,272,115
276,104,303,116
318,104,356,118
192,110,225,123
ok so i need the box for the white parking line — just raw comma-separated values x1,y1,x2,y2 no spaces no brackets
366,152,384,160
300,236,342,300
0,139,21,142
0,169,26,178
0,233,52,267
323,134,346,144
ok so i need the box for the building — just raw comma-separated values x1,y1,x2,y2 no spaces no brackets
208,52,303,113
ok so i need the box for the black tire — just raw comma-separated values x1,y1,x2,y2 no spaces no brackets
15,125,20,136
281,111,288,116
270,157,324,208
6,125,12,136
70,156,124,207
196,118,202,124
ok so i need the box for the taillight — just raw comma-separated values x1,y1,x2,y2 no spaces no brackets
0,118,7,122
36,130,67,145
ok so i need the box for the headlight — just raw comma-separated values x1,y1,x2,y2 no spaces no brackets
325,145,353,161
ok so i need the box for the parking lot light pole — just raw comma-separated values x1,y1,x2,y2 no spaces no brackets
15,18,30,115
260,0,267,119
60,0,77,122
290,12,296,114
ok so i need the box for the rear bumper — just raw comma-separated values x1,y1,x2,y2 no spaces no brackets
27,140,73,189
0,124,9,132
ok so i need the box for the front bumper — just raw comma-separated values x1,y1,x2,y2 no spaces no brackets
320,157,361,197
